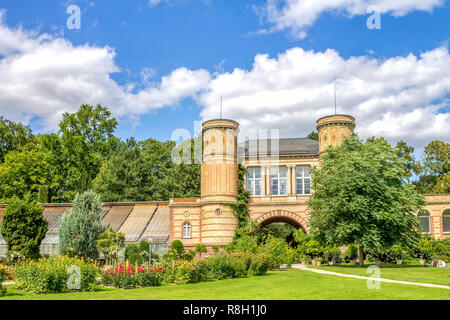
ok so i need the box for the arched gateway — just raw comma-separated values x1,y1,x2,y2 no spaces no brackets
252,210,309,232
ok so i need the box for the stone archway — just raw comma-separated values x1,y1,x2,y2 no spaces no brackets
253,210,309,233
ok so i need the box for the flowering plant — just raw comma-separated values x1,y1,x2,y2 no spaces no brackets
162,259,208,284
100,263,165,289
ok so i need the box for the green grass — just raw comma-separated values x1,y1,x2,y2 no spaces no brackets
309,263,450,286
1,269,449,300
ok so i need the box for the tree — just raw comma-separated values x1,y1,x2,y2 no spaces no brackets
194,244,207,259
58,104,119,200
97,227,125,265
0,143,57,203
0,116,34,163
395,140,420,181
308,135,425,266
415,140,450,194
1,196,48,260
307,131,318,141
58,190,105,260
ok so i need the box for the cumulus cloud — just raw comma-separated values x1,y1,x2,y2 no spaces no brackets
255,0,446,39
0,10,210,130
198,46,450,150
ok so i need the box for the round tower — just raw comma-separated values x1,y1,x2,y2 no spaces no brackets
200,119,239,249
316,114,355,156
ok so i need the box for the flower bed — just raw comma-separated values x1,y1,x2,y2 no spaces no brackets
13,256,98,294
0,263,8,296
100,264,165,289
163,259,208,284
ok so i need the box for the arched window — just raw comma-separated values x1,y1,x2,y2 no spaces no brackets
182,222,191,239
418,211,430,234
443,209,450,234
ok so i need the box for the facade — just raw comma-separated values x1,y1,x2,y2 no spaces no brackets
0,114,448,259
170,115,450,252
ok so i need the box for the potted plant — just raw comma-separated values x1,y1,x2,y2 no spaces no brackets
303,256,311,265
343,244,358,266
391,244,407,265
316,257,323,265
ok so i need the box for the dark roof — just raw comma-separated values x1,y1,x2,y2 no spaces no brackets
238,138,319,157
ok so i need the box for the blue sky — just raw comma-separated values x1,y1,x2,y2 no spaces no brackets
0,0,448,150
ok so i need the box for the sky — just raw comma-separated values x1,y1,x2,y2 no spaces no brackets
0,0,448,154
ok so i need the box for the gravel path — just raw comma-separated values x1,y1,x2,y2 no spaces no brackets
291,264,450,290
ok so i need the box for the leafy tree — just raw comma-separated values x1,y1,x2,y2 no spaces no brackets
395,140,421,181
0,116,34,163
307,131,318,141
58,190,105,260
58,104,119,200
308,135,425,266
415,140,449,194
0,143,57,203
97,227,125,265
1,196,48,260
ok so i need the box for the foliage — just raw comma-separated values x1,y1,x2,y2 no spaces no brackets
0,116,34,164
13,256,98,294
194,244,207,259
1,197,48,261
96,228,125,265
256,235,289,267
308,135,425,264
206,252,250,279
58,190,105,260
100,264,165,289
230,165,251,239
0,263,7,296
391,244,409,260
323,246,342,263
307,131,318,141
343,244,358,262
162,259,208,284
125,244,141,264
227,234,258,254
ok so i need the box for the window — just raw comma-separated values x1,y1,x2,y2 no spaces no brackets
246,167,262,196
418,211,430,234
270,166,287,196
296,166,311,195
443,209,450,233
182,222,191,238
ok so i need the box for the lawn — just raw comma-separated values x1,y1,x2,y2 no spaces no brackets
1,269,449,300
308,263,450,286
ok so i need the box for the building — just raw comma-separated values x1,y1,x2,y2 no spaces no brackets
169,115,450,253
0,114,448,259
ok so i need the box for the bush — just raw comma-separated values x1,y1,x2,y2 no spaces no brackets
14,256,98,294
391,244,409,260
323,246,341,263
256,235,288,267
125,244,141,264
248,253,272,276
206,252,250,280
0,264,7,296
1,197,48,261
97,228,125,265
343,244,358,262
163,259,208,284
100,264,165,289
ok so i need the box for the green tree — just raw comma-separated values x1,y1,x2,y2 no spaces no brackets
58,190,105,260
0,143,57,203
1,196,48,260
307,131,318,141
58,104,119,200
0,116,34,163
415,140,449,194
395,140,421,181
308,135,425,266
96,227,125,265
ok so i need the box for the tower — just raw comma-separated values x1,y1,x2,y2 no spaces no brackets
200,119,239,248
316,114,355,157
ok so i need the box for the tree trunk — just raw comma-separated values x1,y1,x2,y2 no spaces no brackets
358,246,364,267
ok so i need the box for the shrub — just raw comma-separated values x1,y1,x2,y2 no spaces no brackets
59,190,105,260
343,244,358,262
125,244,141,264
323,246,341,263
1,197,48,261
248,253,272,276
96,228,125,265
391,244,409,260
0,263,7,296
100,264,165,289
206,252,250,280
163,259,208,284
194,244,207,259
257,235,288,267
14,256,98,294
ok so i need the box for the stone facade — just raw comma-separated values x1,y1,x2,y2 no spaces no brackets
170,115,450,252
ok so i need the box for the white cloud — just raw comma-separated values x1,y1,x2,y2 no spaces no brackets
255,0,446,39
198,46,450,150
0,10,210,130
